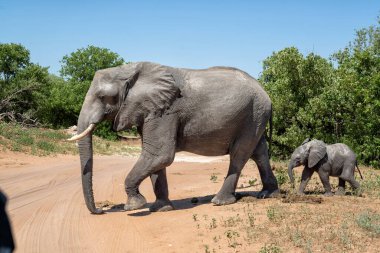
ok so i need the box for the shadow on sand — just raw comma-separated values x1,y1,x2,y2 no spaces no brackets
96,191,270,216
97,190,330,216
126,191,275,216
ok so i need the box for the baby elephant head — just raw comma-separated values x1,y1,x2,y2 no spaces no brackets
288,139,327,185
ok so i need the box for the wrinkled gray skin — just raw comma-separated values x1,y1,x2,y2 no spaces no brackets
77,62,278,214
288,138,362,196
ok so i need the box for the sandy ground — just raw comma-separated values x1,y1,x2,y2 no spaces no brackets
0,151,241,253
1,151,379,253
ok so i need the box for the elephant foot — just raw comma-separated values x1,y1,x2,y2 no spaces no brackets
149,199,174,212
323,191,334,197
353,188,363,197
124,194,147,211
257,188,280,199
335,187,345,196
211,193,236,205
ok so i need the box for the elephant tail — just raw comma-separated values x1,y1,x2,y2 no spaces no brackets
355,161,363,180
268,106,273,159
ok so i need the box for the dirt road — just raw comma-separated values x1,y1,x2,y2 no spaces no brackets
0,152,250,253
1,151,379,253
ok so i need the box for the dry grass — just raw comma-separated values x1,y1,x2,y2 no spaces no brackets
0,122,141,156
1,123,379,252
195,163,380,253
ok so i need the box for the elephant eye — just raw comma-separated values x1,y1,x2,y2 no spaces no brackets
100,94,118,105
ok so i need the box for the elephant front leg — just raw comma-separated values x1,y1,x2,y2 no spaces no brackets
318,171,333,196
124,156,150,211
124,153,174,211
149,168,174,212
124,115,177,211
298,167,314,195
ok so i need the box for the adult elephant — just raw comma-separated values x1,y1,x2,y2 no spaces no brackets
68,62,278,214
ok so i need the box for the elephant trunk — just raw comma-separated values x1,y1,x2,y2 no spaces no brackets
288,162,295,188
77,119,103,214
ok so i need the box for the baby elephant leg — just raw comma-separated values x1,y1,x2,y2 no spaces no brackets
340,162,361,195
298,167,314,195
318,171,333,196
347,177,361,195
336,178,346,196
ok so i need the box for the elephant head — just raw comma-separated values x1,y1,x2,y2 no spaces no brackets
68,62,179,214
288,139,327,185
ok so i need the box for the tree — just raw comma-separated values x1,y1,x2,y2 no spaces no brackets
56,46,125,138
34,75,88,127
260,18,380,167
0,43,50,125
329,21,380,167
260,47,334,158
60,45,125,82
0,43,30,81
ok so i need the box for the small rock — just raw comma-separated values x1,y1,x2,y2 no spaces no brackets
66,125,77,135
191,197,199,204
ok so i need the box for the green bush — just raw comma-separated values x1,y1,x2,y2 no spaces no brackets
357,211,380,236
93,121,119,141
274,167,288,186
260,19,380,168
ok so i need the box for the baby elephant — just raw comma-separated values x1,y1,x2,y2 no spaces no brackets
288,139,363,196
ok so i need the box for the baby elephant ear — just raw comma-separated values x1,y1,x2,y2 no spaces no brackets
308,141,327,168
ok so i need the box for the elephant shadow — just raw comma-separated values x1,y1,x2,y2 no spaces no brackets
127,195,215,217
129,191,271,216
103,191,267,216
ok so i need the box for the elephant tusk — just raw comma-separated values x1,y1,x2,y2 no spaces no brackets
67,124,96,142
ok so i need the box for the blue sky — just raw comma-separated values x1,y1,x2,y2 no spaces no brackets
1,0,379,77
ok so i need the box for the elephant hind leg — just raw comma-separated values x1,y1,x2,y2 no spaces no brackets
336,178,346,196
251,135,279,198
345,177,360,192
343,176,361,196
340,162,360,191
211,131,256,205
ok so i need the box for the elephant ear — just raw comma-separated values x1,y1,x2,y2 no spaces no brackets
114,62,179,129
308,141,327,168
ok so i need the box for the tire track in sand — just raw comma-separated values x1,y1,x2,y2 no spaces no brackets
1,154,155,252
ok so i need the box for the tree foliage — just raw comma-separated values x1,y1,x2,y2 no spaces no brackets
60,45,125,82
55,46,125,139
1,18,379,166
260,19,380,167
0,43,30,81
261,47,335,156
34,75,89,127
0,44,125,139
0,43,50,125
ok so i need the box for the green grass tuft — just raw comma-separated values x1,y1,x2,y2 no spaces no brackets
357,211,380,236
